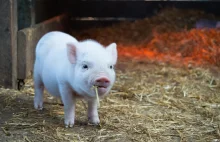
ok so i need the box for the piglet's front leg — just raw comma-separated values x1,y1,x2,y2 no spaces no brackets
88,99,100,124
59,84,76,128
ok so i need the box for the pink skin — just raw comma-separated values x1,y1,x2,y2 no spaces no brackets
86,77,111,124
94,77,110,95
33,31,117,127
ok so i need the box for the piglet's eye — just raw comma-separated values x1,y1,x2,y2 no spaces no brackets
82,64,88,69
110,65,114,69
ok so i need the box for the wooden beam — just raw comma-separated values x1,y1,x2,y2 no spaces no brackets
0,0,18,89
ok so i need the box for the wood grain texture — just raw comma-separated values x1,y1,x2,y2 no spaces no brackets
0,0,17,89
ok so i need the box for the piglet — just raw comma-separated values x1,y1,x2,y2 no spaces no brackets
34,31,117,127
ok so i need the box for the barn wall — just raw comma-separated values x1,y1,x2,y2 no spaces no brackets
0,0,17,89
67,1,220,30
17,14,69,80
67,1,220,18
18,0,64,30
17,0,68,83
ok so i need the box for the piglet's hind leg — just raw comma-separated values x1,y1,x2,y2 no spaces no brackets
34,73,44,110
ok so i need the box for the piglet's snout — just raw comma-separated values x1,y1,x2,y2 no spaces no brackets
94,77,110,88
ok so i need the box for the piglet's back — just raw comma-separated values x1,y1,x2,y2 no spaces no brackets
35,31,78,62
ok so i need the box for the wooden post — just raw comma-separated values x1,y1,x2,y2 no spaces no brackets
0,0,18,89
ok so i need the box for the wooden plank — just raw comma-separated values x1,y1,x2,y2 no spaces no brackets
0,0,17,89
67,1,164,18
70,20,129,30
67,1,220,18
17,14,69,80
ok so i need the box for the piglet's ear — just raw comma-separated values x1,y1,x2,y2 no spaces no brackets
67,43,77,64
106,43,117,65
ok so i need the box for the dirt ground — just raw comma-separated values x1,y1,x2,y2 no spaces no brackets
1,8,220,142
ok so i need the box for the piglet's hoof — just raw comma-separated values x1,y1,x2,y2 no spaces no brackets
34,100,43,110
65,119,74,128
88,116,100,125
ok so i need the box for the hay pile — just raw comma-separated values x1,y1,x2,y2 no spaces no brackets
0,8,220,142
1,62,220,141
72,8,220,67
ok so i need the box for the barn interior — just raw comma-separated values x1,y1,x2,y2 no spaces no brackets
1,1,220,142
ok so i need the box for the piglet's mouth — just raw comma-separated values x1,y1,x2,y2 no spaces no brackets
96,85,107,89
97,87,108,95
92,85,109,95
97,85,108,92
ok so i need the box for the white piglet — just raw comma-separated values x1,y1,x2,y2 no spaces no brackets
34,31,117,127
